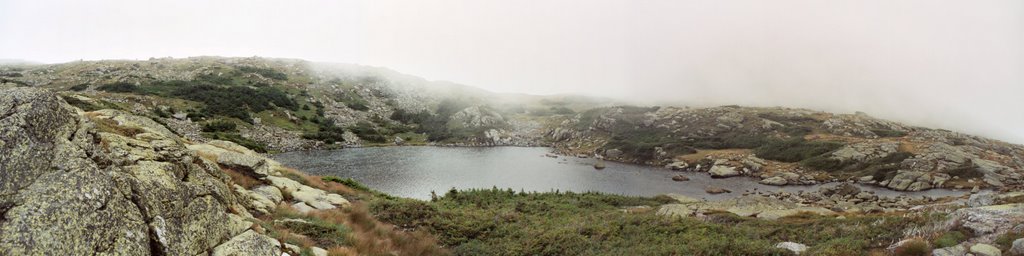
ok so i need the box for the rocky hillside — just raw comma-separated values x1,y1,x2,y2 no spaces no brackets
0,87,443,255
3,56,1022,194
0,57,575,152
3,59,1024,255
545,105,1024,192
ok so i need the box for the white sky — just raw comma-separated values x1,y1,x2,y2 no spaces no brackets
2,0,1023,143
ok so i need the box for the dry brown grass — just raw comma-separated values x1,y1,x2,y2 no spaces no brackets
898,140,924,154
85,112,146,137
275,229,317,248
222,167,264,189
326,246,358,256
265,194,447,255
319,180,359,196
312,204,446,256
277,168,364,197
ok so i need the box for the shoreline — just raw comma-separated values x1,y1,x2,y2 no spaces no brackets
271,145,985,201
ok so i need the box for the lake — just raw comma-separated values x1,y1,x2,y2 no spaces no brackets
273,146,970,200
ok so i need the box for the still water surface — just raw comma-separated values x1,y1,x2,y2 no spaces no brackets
274,146,968,200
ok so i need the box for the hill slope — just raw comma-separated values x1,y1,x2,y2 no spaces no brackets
2,56,1022,192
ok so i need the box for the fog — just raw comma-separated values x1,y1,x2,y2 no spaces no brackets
2,0,1022,143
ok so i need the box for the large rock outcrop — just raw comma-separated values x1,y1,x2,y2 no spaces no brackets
0,88,277,255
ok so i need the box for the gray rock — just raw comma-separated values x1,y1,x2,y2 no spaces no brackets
217,151,271,178
932,245,967,256
948,204,1024,238
760,176,788,186
820,183,861,196
672,175,690,181
283,243,302,255
775,242,808,255
969,243,1002,256
664,193,701,204
709,165,740,178
310,246,329,256
211,230,282,256
0,88,246,255
449,106,506,129
887,171,935,191
656,204,697,217
605,149,623,158
859,175,875,183
267,176,303,196
830,141,898,162
968,193,995,207
1007,237,1024,256
778,172,801,182
666,161,688,170
1011,238,1024,256
292,202,316,214
253,185,284,204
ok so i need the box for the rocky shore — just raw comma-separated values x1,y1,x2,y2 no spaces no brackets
0,87,354,255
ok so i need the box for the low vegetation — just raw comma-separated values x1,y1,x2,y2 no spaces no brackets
753,138,843,163
302,121,348,144
802,151,914,179
931,230,967,248
892,239,930,256
254,171,446,255
201,120,238,133
369,188,939,255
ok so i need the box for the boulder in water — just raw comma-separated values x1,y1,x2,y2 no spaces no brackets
705,187,731,194
709,165,740,178
759,176,788,186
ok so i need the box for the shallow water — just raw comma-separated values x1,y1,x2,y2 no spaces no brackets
273,146,970,200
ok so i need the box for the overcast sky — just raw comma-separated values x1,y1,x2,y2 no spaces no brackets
2,0,1023,143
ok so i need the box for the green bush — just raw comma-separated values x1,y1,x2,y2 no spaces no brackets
995,230,1024,251
390,109,431,125
322,176,370,191
334,91,370,111
173,84,298,123
96,82,140,93
802,156,846,170
369,199,438,229
69,83,89,91
348,121,387,143
201,120,237,132
302,121,347,144
153,108,171,118
367,188,935,255
685,134,770,149
754,138,843,163
60,95,110,112
238,66,288,80
932,230,967,248
942,160,984,179
803,150,913,176
279,217,350,247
